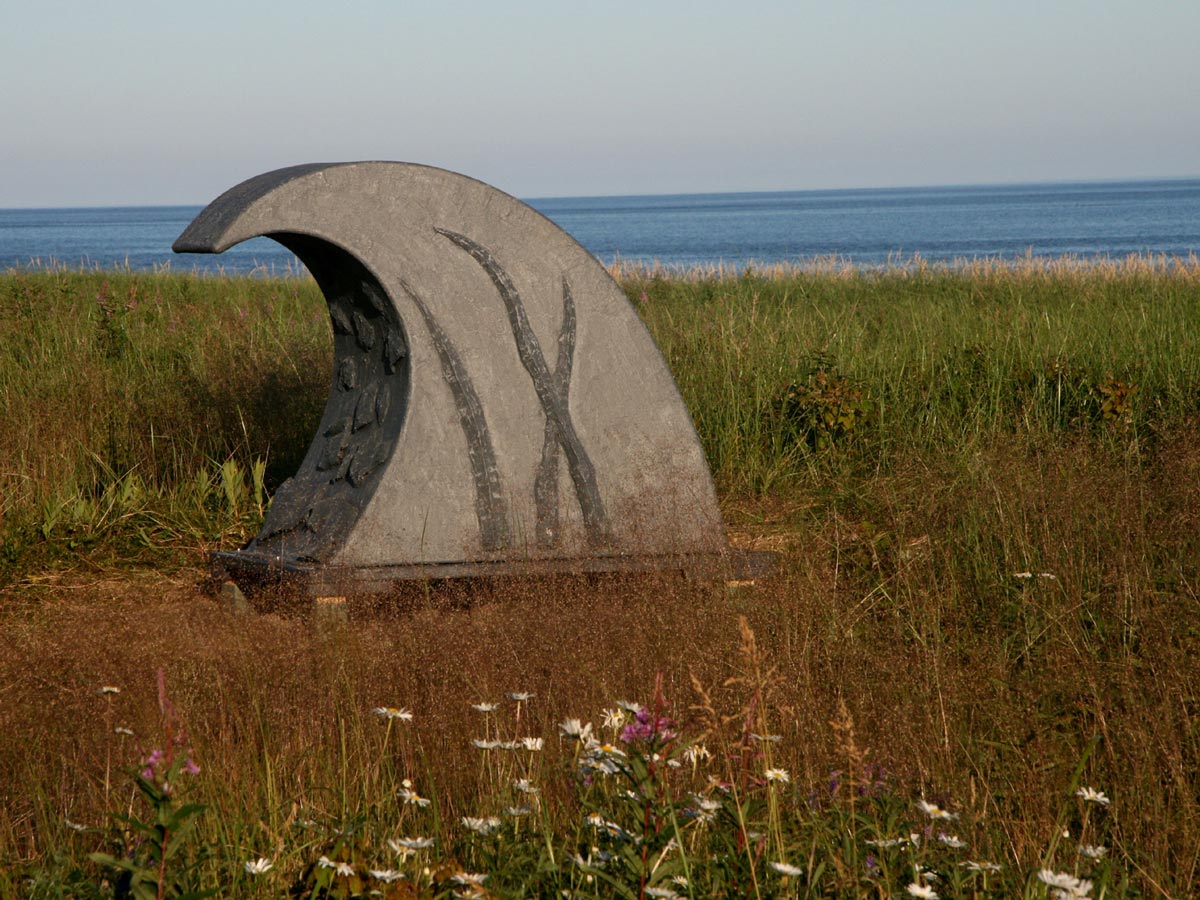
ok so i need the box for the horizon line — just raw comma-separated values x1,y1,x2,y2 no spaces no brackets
2,173,1198,214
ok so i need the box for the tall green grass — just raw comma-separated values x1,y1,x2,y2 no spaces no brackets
3,258,1198,561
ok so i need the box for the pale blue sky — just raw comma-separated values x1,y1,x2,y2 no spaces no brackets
2,0,1197,207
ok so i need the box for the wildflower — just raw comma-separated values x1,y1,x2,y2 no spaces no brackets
471,701,498,713
513,777,539,794
114,727,134,736
644,888,679,899
506,691,534,702
398,786,431,807
64,819,88,832
764,767,791,783
244,858,273,875
559,718,593,741
917,799,957,820
390,836,435,851
504,805,533,816
616,699,641,713
372,706,413,721
682,744,711,764
866,837,911,848
671,876,689,888
937,833,967,849
369,869,404,883
98,686,121,695
586,813,631,839
1075,786,1110,805
962,860,1002,872
1013,572,1033,579
750,733,783,742
317,856,335,869
906,884,938,899
769,861,803,876
620,707,676,744
1080,844,1108,860
451,871,488,885
461,816,501,835
1038,869,1093,898
520,736,545,751
602,708,626,729
335,861,355,877
472,738,501,750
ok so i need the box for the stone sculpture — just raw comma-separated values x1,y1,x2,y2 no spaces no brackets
174,162,732,595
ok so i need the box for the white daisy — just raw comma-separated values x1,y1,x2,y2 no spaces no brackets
369,869,403,882
906,884,938,899
1080,844,1108,860
471,702,498,713
389,836,434,851
461,816,501,835
961,860,1002,872
559,718,593,742
513,778,539,794
1038,869,1092,894
917,799,957,820
1075,786,1110,805
397,786,431,807
764,768,790,783
244,857,273,875
372,707,413,721
506,691,535,702
769,861,803,876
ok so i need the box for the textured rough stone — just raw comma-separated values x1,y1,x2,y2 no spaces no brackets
175,162,728,593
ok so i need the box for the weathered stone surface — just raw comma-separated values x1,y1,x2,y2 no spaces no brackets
175,162,727,590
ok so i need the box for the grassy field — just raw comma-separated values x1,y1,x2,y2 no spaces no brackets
1,258,1198,898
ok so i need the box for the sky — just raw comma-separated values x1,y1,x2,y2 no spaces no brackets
2,0,1198,208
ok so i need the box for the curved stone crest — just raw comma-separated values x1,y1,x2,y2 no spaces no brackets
175,162,725,588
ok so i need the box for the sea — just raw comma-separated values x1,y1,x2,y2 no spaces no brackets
1,178,1198,276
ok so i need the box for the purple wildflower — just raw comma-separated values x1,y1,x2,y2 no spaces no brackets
619,707,676,745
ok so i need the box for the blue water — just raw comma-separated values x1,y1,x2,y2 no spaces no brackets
1,179,1198,275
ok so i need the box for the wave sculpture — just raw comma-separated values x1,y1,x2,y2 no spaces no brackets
174,162,731,596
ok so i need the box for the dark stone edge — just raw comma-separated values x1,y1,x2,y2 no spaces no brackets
212,547,777,598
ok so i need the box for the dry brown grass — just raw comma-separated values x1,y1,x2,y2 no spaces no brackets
3,428,1198,894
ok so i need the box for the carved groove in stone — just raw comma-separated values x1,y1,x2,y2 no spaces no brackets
533,278,577,547
397,276,510,552
436,228,610,545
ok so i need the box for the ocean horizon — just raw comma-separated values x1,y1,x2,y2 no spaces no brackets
2,176,1198,275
